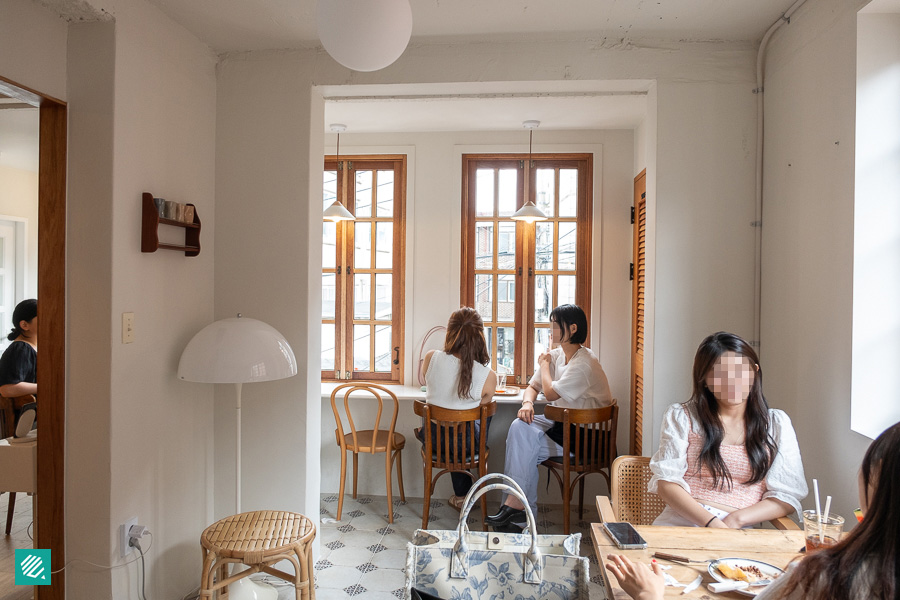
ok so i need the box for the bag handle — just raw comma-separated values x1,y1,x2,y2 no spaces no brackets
450,474,542,584
417,326,446,386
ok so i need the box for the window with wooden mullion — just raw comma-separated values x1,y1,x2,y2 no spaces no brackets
526,159,592,372
463,158,524,380
462,153,592,385
322,156,405,383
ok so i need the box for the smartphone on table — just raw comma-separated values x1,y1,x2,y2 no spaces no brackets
602,522,648,549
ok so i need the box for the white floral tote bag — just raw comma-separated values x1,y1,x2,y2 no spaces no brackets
405,474,590,600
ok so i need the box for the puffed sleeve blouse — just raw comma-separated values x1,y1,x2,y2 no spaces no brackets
648,402,808,517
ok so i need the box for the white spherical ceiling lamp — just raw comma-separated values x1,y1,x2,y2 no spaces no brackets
317,0,413,72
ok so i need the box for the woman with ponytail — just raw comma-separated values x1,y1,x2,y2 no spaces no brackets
0,298,37,399
419,306,497,510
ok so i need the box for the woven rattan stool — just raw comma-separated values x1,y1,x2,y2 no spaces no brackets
200,510,316,600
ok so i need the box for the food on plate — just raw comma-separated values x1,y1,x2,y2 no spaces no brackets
716,563,773,583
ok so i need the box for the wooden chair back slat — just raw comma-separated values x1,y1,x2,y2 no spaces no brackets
413,400,497,529
540,401,619,533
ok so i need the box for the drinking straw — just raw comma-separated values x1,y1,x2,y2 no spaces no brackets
813,479,822,522
821,495,832,543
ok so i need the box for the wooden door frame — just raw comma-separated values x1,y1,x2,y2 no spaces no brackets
0,74,67,600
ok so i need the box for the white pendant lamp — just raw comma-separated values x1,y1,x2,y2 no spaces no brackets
511,120,548,224
317,0,412,72
324,124,355,222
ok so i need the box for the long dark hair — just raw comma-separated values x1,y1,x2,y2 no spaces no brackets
444,307,490,400
688,332,776,489
8,299,37,342
776,421,900,599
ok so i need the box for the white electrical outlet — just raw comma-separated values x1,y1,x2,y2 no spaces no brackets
121,517,138,558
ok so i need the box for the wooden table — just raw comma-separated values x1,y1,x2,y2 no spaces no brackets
591,524,805,599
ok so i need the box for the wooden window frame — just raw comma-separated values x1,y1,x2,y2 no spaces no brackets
460,153,592,384
322,154,406,384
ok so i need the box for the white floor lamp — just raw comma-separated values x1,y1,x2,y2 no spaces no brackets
178,313,298,600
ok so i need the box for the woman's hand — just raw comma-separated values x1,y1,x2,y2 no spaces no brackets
605,555,665,600
721,512,744,529
537,351,552,368
517,402,535,424
707,516,731,529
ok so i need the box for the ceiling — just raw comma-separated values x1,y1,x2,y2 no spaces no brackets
145,0,803,55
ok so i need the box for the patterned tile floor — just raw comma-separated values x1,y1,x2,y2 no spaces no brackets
254,494,607,600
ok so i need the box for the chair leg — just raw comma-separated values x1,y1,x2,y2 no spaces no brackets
199,549,216,599
385,452,394,523
6,492,16,535
422,465,432,529
562,473,571,535
352,452,358,499
578,477,586,520
395,450,406,502
337,450,347,520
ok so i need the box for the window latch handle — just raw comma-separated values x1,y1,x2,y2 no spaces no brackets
393,346,400,365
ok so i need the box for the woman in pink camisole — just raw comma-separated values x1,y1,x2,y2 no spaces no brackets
648,332,807,528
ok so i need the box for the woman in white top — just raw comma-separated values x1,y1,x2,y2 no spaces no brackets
648,332,806,528
485,304,613,530
419,307,497,509
606,420,900,600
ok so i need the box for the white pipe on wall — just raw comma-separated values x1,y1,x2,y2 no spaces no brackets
753,0,810,353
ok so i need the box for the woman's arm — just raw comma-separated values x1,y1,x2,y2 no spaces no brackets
421,350,435,381
761,410,808,518
0,382,36,397
517,385,539,424
538,352,560,402
480,371,497,404
722,498,793,529
657,480,730,527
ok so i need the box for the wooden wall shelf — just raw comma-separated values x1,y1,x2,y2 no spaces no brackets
141,192,201,256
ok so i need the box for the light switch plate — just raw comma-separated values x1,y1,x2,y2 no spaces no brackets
122,312,135,343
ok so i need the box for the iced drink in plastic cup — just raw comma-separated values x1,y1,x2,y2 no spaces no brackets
802,509,844,552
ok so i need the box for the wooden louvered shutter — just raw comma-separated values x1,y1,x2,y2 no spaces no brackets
630,170,647,455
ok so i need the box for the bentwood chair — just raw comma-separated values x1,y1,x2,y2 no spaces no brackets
330,383,406,523
413,400,496,529
596,455,800,530
540,402,618,534
0,394,36,535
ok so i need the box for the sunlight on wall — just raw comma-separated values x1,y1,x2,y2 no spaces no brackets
852,13,900,439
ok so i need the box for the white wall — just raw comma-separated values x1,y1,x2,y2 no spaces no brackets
0,165,39,298
0,0,68,102
851,13,900,439
217,37,760,534
762,0,874,524
107,1,217,597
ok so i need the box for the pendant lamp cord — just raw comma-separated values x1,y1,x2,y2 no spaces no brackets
529,129,533,168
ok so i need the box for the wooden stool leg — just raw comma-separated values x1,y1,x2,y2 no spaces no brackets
218,562,230,600
199,550,216,599
6,492,15,535
337,449,347,520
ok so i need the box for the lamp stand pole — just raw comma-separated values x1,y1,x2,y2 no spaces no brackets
228,382,277,600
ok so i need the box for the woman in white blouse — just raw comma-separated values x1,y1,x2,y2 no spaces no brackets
485,304,613,530
648,332,806,528
419,307,497,510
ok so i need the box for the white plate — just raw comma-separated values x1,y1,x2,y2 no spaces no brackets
708,558,784,597
493,389,520,396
